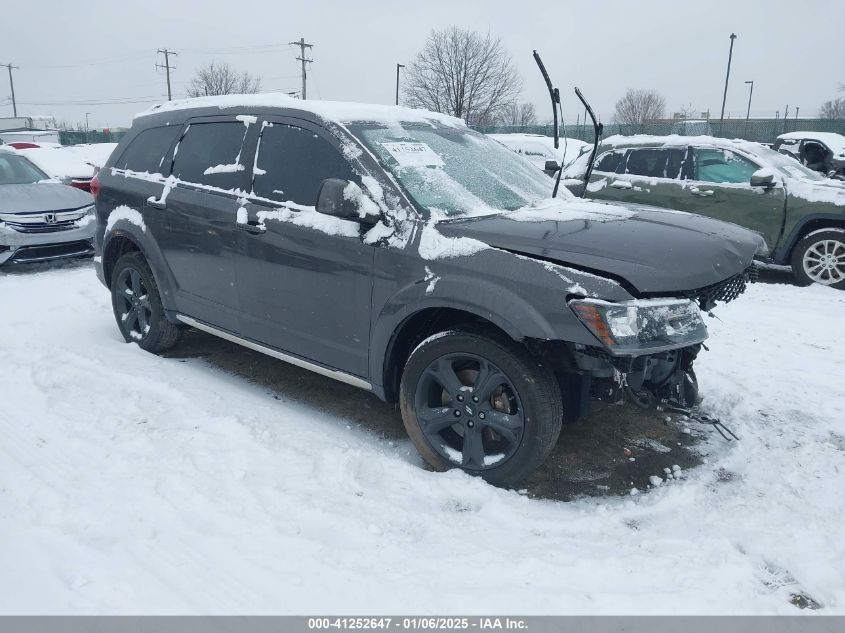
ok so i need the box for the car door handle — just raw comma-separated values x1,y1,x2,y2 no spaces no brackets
690,187,714,197
146,198,166,210
237,220,266,235
610,180,633,189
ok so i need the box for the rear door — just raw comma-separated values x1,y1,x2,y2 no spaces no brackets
612,146,692,209
151,117,257,332
234,118,374,377
683,146,785,252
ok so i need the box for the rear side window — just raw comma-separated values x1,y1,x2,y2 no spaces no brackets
252,123,355,206
114,126,180,173
624,148,687,179
694,148,758,184
593,150,625,174
172,122,250,190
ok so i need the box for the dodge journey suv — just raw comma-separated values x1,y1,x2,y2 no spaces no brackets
93,94,762,486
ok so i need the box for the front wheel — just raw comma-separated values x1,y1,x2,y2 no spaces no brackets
399,327,563,487
790,229,845,290
110,251,181,352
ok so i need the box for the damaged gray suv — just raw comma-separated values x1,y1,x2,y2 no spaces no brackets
92,95,762,486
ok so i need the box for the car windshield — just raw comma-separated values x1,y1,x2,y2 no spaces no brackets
351,123,558,217
751,144,826,181
0,152,49,185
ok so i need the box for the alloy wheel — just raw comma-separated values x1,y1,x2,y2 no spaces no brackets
115,266,152,341
802,238,845,285
414,353,525,470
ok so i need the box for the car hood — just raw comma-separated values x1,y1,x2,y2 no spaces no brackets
436,198,765,294
0,183,93,214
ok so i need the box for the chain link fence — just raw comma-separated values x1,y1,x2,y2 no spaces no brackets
476,118,845,144
59,129,128,146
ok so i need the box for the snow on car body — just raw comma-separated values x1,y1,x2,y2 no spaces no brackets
488,133,589,175
91,94,762,485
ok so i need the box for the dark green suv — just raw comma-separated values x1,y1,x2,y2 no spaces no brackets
562,135,845,289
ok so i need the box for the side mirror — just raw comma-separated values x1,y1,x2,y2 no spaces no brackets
750,169,776,188
316,178,379,225
544,159,560,176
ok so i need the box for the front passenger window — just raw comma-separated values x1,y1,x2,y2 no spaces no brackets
252,123,356,206
693,148,758,184
624,148,687,179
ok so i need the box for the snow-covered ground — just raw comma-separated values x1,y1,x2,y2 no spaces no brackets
0,263,843,614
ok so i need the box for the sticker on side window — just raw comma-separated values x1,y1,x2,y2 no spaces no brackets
380,142,445,168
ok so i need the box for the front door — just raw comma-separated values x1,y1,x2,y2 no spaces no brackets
235,118,374,378
683,146,786,252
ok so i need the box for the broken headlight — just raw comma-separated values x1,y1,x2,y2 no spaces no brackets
569,298,708,355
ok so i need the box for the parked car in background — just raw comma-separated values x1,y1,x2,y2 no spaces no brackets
670,120,713,136
774,132,845,180
63,143,119,169
488,133,589,176
93,95,762,486
0,147,95,265
14,145,98,192
562,134,845,289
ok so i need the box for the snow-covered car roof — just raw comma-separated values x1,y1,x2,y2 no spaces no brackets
14,146,96,180
136,93,466,128
777,131,845,154
599,134,762,153
63,143,119,168
488,133,589,168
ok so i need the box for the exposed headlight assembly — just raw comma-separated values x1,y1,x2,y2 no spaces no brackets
569,298,708,355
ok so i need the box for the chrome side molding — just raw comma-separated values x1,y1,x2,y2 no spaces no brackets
176,314,373,392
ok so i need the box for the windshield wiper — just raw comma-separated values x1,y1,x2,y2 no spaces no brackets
532,50,564,199
574,86,604,198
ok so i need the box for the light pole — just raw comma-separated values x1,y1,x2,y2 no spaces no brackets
85,112,91,141
719,33,737,137
395,63,404,106
743,80,753,135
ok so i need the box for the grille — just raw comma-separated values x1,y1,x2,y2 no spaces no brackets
3,219,79,233
687,265,758,311
8,241,94,264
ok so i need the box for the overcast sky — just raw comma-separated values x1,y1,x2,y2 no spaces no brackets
1,0,842,130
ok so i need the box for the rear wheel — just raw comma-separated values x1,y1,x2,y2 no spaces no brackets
110,251,181,352
399,327,562,487
790,229,845,290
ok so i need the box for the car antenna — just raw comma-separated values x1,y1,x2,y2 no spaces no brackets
532,50,565,199
574,86,604,198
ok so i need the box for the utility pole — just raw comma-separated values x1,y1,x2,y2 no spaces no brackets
719,33,737,137
156,49,177,101
395,63,404,106
85,112,91,142
2,63,19,117
289,38,313,100
743,80,753,136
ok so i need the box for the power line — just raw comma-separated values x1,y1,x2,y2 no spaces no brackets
288,38,313,100
156,49,178,101
2,63,19,116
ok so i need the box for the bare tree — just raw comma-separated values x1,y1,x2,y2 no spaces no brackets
497,102,537,127
819,98,845,119
613,89,666,128
676,102,698,119
403,27,523,126
186,61,262,98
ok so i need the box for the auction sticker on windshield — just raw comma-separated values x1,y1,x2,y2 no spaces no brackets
381,142,445,168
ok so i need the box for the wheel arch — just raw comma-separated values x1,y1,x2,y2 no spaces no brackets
377,305,528,404
775,215,845,263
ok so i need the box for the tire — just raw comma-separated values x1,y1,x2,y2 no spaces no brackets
790,229,845,290
110,251,181,353
399,326,563,487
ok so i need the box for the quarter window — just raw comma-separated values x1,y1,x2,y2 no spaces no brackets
593,150,626,174
693,148,758,184
114,126,181,173
172,122,250,190
252,123,355,206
